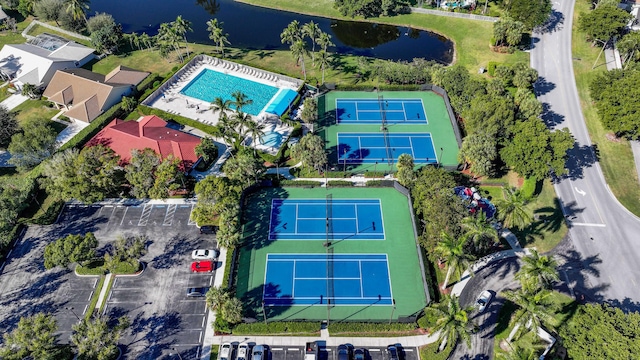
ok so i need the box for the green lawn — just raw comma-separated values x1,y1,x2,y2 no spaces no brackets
571,1,640,216
236,0,528,72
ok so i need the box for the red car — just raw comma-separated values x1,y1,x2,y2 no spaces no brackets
191,260,213,273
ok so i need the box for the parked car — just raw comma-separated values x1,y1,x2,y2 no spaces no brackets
386,345,398,360
252,345,265,360
354,348,366,360
192,249,218,260
475,290,493,312
200,225,217,234
338,344,352,360
186,287,207,297
220,343,233,360
237,344,249,360
191,260,214,273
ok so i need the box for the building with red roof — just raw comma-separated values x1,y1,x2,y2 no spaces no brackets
86,115,202,171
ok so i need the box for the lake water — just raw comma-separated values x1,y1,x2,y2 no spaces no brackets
89,0,454,63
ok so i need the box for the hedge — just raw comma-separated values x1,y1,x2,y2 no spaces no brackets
364,171,386,178
58,104,125,151
137,105,218,135
327,322,417,334
487,61,499,77
325,171,351,178
520,177,539,199
335,83,422,91
221,246,235,290
232,322,319,335
280,180,322,187
417,307,440,330
327,180,354,187
366,180,395,187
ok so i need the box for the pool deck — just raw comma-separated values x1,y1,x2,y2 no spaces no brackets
143,55,303,128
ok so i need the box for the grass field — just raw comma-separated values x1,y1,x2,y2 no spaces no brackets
318,91,460,172
236,0,528,72
236,187,427,322
571,1,640,216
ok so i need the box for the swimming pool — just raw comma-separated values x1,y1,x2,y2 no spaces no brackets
180,69,279,116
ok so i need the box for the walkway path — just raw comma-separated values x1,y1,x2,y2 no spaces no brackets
410,7,498,22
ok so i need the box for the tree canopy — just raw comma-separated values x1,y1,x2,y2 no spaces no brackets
290,133,327,173
505,0,552,30
8,119,57,171
558,303,640,359
578,5,631,43
0,105,18,148
44,232,98,269
87,12,123,54
500,118,574,180
334,0,409,18
0,313,62,360
71,315,130,360
589,68,640,139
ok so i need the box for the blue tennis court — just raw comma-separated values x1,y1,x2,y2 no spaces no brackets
338,132,437,164
263,254,393,306
336,98,427,124
269,199,384,240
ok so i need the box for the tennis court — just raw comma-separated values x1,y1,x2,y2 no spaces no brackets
338,133,437,164
336,98,427,124
269,199,384,240
263,254,393,306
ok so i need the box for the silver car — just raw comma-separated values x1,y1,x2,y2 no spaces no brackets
475,290,493,312
252,345,265,360
237,344,249,360
220,343,233,360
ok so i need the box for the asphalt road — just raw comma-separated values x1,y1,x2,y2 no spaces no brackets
531,0,640,308
447,259,520,360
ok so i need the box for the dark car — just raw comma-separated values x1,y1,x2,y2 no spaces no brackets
386,346,398,360
338,345,352,360
354,348,366,360
186,287,207,297
200,225,217,234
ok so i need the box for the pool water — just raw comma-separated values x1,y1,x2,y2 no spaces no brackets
180,69,279,116
260,130,284,148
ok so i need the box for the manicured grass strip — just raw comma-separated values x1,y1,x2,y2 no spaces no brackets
85,275,106,320
571,1,640,216
98,275,115,314
210,345,219,360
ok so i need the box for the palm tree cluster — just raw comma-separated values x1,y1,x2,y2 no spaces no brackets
209,91,265,152
123,16,192,61
502,250,560,344
207,18,230,57
280,20,335,82
429,294,477,352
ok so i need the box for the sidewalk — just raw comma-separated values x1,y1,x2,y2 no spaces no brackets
208,333,439,348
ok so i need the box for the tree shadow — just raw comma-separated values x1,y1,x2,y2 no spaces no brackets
606,297,640,313
240,283,292,321
535,10,565,34
151,234,199,269
562,143,598,181
539,102,565,128
240,187,288,251
534,76,556,97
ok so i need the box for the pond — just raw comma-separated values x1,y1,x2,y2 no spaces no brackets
89,0,454,63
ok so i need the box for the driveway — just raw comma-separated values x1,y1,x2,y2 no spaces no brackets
0,201,215,360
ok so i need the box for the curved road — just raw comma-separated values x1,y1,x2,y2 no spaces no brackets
531,0,640,308
448,259,520,360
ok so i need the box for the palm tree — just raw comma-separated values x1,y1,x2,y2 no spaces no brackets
205,286,229,311
157,22,183,62
461,212,499,253
231,91,253,113
498,345,539,360
245,119,266,149
210,96,232,116
502,287,556,341
139,33,152,50
291,39,308,81
317,31,335,52
317,49,330,85
495,187,532,229
302,21,321,66
66,0,90,22
173,15,193,57
433,232,476,290
515,249,559,290
207,18,231,57
430,295,476,351
280,20,302,46
232,111,253,140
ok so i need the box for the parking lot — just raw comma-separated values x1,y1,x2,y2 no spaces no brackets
228,345,419,360
0,200,215,360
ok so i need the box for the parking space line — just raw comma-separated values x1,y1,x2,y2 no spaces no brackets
92,278,98,288
404,349,414,352
87,291,93,301
199,332,203,343
369,349,381,352
138,204,153,226
83,304,88,315
187,204,197,225
272,348,284,351
287,348,299,351
119,207,129,225
163,204,177,226
202,317,206,327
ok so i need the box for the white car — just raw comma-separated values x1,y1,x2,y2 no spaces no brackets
237,344,249,360
192,249,218,260
220,343,233,360
475,290,493,312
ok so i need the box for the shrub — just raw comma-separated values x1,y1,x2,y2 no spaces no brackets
520,177,538,199
137,105,218,135
328,322,416,333
487,62,498,76
366,180,395,187
364,171,386,178
325,171,351,178
232,322,319,335
221,246,235,290
214,316,232,334
59,104,125,151
417,307,440,329
327,180,353,187
280,180,322,187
